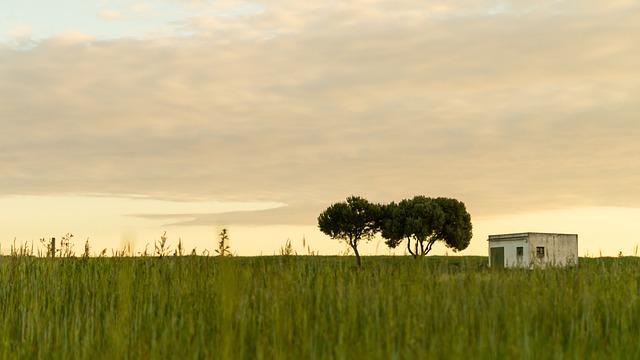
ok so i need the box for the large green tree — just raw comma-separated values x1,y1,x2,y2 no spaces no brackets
381,196,472,258
317,196,379,267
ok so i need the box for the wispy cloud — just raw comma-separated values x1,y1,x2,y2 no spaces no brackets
1,0,639,226
97,10,125,20
131,3,153,15
5,25,35,49
8,25,33,39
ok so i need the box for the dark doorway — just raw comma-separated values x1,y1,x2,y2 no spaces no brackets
490,247,505,268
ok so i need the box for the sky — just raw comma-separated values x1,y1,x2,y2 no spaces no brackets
1,0,640,257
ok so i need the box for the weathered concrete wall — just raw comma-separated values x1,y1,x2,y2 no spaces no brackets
528,233,578,267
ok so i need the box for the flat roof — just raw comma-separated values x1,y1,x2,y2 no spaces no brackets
487,232,578,241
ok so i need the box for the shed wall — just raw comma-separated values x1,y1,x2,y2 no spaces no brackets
488,238,528,268
528,233,578,267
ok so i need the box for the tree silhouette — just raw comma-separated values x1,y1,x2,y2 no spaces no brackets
318,196,380,267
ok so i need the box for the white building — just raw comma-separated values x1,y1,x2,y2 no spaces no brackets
488,232,578,268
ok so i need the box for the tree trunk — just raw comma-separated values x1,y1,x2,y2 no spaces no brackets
407,239,417,259
351,242,362,267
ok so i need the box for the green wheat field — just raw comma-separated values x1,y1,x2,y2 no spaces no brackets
1,255,639,359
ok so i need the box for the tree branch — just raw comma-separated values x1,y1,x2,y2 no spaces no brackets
407,238,416,258
425,239,435,256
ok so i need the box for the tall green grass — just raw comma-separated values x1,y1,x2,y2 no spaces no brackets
1,256,639,359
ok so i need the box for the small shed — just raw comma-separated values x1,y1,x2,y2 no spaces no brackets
488,232,578,268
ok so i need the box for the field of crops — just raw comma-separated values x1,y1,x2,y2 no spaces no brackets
1,255,639,359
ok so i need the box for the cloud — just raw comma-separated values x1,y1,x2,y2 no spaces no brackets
134,204,316,227
1,0,640,226
8,25,33,39
6,25,35,49
97,10,125,20
131,3,153,15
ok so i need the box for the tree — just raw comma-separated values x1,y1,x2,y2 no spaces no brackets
431,197,473,253
318,196,380,267
381,196,472,258
381,196,443,258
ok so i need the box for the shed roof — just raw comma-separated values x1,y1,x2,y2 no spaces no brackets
487,232,578,241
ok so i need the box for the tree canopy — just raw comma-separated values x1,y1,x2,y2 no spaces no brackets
431,197,472,253
319,195,472,262
317,196,380,267
380,196,472,258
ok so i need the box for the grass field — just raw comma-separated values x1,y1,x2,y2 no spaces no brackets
1,255,639,359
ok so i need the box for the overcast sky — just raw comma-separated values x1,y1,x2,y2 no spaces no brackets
1,0,639,256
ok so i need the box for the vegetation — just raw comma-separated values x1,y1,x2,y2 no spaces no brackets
154,231,171,257
317,196,380,267
1,255,640,359
215,229,233,257
279,238,296,256
381,196,473,258
318,195,473,263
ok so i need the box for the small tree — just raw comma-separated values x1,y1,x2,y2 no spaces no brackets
317,196,379,267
